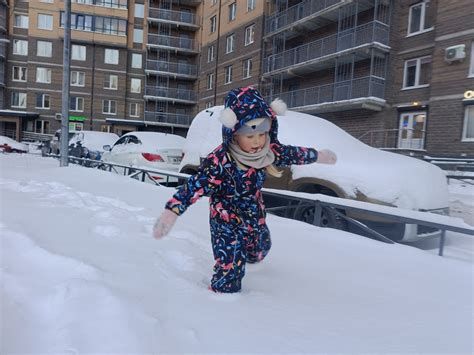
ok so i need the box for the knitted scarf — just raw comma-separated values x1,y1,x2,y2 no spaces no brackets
228,134,275,170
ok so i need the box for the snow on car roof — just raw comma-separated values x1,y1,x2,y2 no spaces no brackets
0,135,28,151
123,131,185,149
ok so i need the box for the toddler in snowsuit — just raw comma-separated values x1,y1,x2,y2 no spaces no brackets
153,87,336,293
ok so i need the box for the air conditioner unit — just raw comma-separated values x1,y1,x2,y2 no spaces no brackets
55,113,62,120
444,44,466,63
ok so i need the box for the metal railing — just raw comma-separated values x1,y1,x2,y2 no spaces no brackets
270,76,385,108
21,131,54,142
264,21,390,74
147,34,199,52
148,7,200,27
144,86,197,103
146,60,198,77
144,111,194,127
265,0,345,36
358,128,426,150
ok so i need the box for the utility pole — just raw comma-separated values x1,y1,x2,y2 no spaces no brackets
60,0,71,167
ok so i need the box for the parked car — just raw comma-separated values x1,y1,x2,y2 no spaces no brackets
0,135,28,153
101,131,185,184
179,107,450,243
68,131,119,163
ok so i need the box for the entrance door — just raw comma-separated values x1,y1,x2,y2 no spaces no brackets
398,112,426,149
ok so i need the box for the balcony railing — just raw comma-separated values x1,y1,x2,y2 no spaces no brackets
147,34,199,53
265,0,345,36
271,76,385,108
145,86,197,103
146,60,198,78
264,21,390,75
358,128,426,151
144,111,194,127
148,8,199,28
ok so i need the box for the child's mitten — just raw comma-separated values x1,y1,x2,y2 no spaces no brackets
317,149,337,164
153,209,178,239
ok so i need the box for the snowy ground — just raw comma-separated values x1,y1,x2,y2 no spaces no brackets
1,154,473,354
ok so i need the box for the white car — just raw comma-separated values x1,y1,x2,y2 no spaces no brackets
179,107,450,243
101,131,185,184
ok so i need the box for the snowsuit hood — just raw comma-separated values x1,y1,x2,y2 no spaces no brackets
218,87,287,148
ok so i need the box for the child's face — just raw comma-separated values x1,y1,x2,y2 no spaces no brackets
234,132,267,153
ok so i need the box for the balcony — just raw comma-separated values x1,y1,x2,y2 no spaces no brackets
148,8,200,30
264,0,350,38
145,60,198,80
271,76,386,113
144,111,194,128
263,21,390,77
144,86,197,105
0,41,6,59
147,34,199,54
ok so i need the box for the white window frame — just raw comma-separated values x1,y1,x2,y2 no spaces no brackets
36,120,51,134
14,14,29,28
71,44,86,61
131,78,141,93
469,41,474,78
37,13,53,30
224,65,233,84
210,16,217,33
244,24,255,46
70,97,84,112
205,101,213,109
462,105,474,142
133,28,143,44
134,4,144,18
37,40,52,57
13,39,28,56
207,45,215,62
35,93,50,109
130,102,140,117
243,58,252,78
12,92,27,108
131,53,142,69
207,73,214,90
402,56,431,89
102,100,117,115
36,67,52,83
247,0,256,11
407,2,433,36
12,66,27,82
71,71,85,86
226,34,235,54
229,2,236,22
104,74,118,90
105,48,119,65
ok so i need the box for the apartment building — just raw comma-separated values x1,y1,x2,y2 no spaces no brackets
262,0,473,157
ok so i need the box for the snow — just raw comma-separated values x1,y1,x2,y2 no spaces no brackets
0,135,28,152
1,154,473,354
68,131,119,152
182,107,449,211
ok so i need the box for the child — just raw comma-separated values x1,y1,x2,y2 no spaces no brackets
153,87,336,293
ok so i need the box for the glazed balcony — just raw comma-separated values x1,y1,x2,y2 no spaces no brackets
147,34,199,54
144,86,197,105
270,76,386,113
145,60,198,80
144,111,194,128
264,21,389,77
148,8,199,31
0,41,6,58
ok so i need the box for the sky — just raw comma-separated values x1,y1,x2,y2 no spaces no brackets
1,153,473,354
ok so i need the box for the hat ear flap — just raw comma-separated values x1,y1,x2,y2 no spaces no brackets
219,107,238,128
270,98,287,116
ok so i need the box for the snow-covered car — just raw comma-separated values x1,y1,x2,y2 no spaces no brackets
68,131,119,163
0,136,28,153
101,131,185,184
179,107,450,243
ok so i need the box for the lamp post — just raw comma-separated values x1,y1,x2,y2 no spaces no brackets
60,0,71,167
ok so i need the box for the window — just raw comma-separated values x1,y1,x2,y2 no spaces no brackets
135,4,144,18
71,45,86,60
408,2,433,35
13,39,28,55
37,40,52,57
210,0,217,5
36,67,51,83
94,16,127,35
462,105,474,141
69,122,83,131
12,92,27,108
247,0,256,11
130,103,140,117
210,15,216,33
14,14,29,28
403,56,431,89
36,94,50,109
71,14,93,31
132,53,142,69
243,58,252,78
207,45,215,62
226,34,235,54
104,74,118,89
102,100,117,114
224,65,232,84
105,48,119,64
131,78,141,93
36,120,50,134
229,2,236,21
71,71,85,86
244,24,255,46
133,28,143,43
470,42,474,77
207,73,214,90
12,66,27,82
37,14,53,30
70,97,84,112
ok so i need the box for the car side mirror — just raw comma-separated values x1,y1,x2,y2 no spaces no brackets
103,145,111,151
